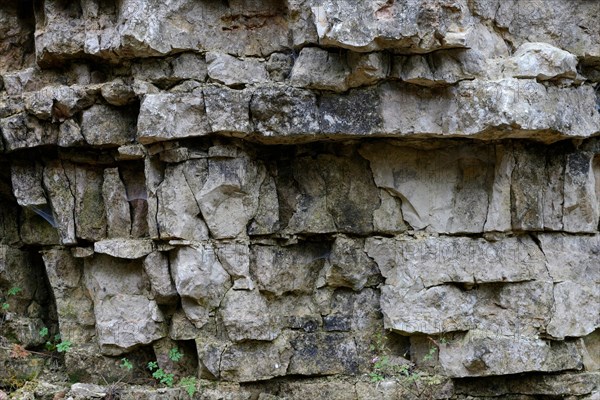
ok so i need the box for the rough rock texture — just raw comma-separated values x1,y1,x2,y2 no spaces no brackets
0,0,599,399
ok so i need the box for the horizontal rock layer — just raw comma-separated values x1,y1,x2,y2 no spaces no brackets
1,0,599,399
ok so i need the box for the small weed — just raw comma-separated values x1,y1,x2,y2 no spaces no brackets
168,347,184,362
1,286,22,311
120,358,133,371
179,376,197,397
147,361,175,387
39,327,49,338
422,345,437,362
56,340,72,353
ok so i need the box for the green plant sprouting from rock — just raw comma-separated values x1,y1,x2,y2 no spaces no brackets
368,331,446,397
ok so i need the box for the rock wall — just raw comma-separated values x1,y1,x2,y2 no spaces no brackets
0,0,599,399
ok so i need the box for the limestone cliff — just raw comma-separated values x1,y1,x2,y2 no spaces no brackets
0,0,599,399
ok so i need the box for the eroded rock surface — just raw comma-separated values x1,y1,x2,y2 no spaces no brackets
1,0,599,398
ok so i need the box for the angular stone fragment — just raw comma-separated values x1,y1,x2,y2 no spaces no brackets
563,151,599,233
196,150,265,239
143,251,178,304
365,236,546,289
206,52,269,86
250,86,319,139
538,234,600,283
203,86,251,134
220,289,279,342
93,239,153,259
360,142,494,233
100,80,136,106
439,330,583,377
1,112,58,151
287,332,358,375
11,161,46,208
381,284,477,334
215,242,254,290
43,160,77,245
347,52,389,87
171,53,207,82
155,162,210,240
547,281,600,339
220,337,292,382
102,168,132,238
73,167,106,241
250,242,329,296
80,104,136,146
290,47,350,91
325,235,379,291
94,294,166,355
504,42,578,81
84,254,165,355
137,92,210,144
170,244,231,328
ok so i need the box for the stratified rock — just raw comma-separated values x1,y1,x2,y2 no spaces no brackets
365,235,546,288
311,0,468,52
360,142,494,233
439,330,583,377
93,239,153,259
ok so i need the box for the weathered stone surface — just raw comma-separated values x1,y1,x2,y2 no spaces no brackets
80,104,136,146
137,92,210,144
196,149,265,239
250,242,329,296
290,47,350,92
154,162,210,240
102,168,132,238
43,160,77,245
361,142,494,233
312,0,468,52
455,371,600,397
203,86,251,135
84,254,166,355
440,330,583,377
170,244,231,328
220,337,292,382
207,52,269,86
365,236,546,289
221,289,279,342
250,86,319,139
504,43,578,81
143,251,178,304
93,239,153,259
324,236,379,291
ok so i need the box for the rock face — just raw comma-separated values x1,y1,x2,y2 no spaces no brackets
0,0,599,399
